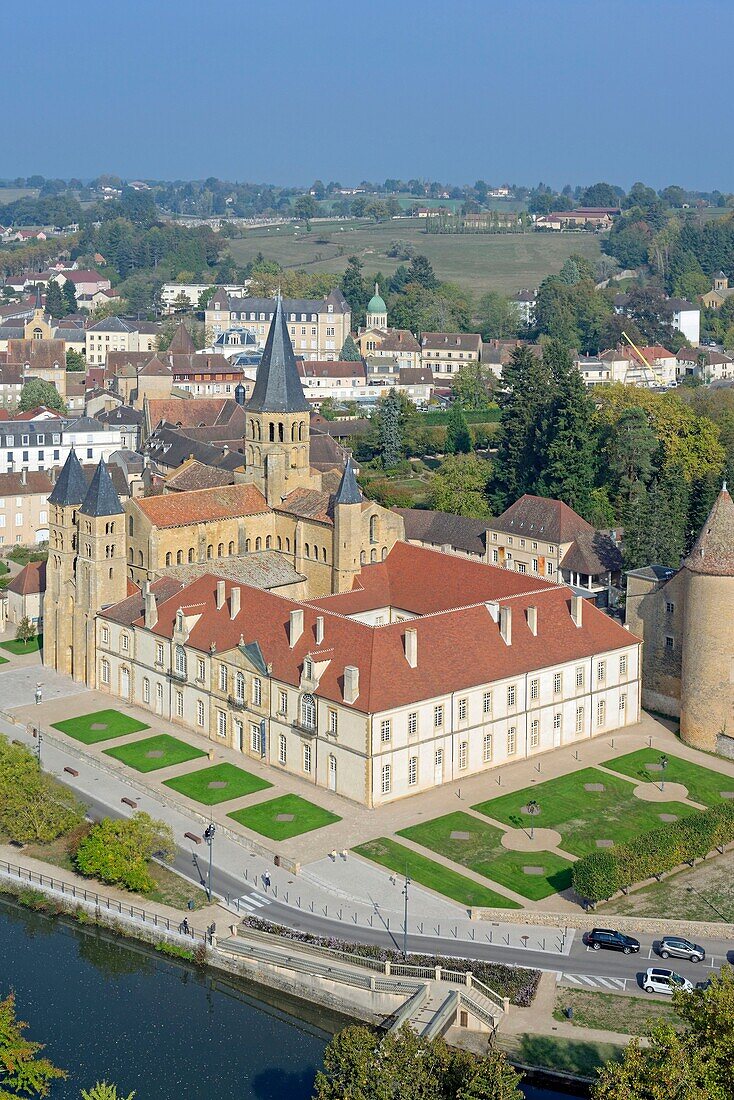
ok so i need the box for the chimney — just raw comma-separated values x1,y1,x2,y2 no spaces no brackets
230,587,241,620
485,600,500,623
216,579,226,610
499,605,512,646
344,665,359,704
404,628,418,668
144,581,157,629
571,594,583,628
526,605,538,636
21,468,27,486
315,616,324,645
289,608,304,647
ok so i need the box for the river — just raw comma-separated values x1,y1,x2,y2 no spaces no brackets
0,897,576,1100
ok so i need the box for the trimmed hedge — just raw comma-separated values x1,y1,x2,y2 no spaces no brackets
572,801,734,902
241,915,540,1007
420,407,501,426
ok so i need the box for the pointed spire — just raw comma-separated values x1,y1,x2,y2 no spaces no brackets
49,448,88,507
684,485,734,576
168,322,196,354
79,459,124,517
334,454,362,506
34,283,43,311
247,296,309,414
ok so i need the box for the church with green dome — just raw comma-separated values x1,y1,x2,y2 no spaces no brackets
365,283,388,330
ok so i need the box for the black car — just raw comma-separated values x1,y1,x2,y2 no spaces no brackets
586,928,640,954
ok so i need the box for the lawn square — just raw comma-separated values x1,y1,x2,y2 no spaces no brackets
600,748,733,807
0,635,43,655
52,708,149,745
104,733,207,772
164,762,272,805
354,837,521,909
228,793,341,840
398,811,573,901
472,767,699,857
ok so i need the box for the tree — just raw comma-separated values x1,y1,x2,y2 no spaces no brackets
66,348,86,372
430,455,491,517
74,812,175,894
377,389,403,468
18,379,66,413
476,292,520,339
490,345,553,509
0,735,84,843
0,992,67,1097
406,254,438,289
81,1084,135,1100
340,256,369,326
445,402,472,454
457,1051,524,1100
294,194,318,226
62,278,77,314
15,615,37,648
604,405,658,520
44,279,65,318
537,341,598,518
579,182,620,208
451,362,495,410
340,334,362,361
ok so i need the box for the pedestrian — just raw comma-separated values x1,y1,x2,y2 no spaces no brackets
263,870,271,888
35,684,42,705
179,917,190,935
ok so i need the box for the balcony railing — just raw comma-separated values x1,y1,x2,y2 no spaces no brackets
291,719,317,738
227,695,248,711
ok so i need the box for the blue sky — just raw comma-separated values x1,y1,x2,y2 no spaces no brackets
9,0,734,190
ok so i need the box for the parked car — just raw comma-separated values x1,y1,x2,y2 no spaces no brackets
586,928,640,954
658,936,705,963
644,968,693,995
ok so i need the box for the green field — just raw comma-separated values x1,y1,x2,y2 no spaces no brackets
601,748,734,807
0,188,38,205
164,762,272,805
473,768,699,857
227,219,602,295
228,793,341,840
398,811,573,900
104,733,207,772
353,836,521,909
52,709,149,745
0,635,43,655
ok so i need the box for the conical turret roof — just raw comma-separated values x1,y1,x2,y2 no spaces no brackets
79,459,124,517
248,296,309,414
168,322,196,354
49,448,87,507
334,454,362,505
684,485,734,576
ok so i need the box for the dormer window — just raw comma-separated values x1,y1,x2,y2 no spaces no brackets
304,657,313,679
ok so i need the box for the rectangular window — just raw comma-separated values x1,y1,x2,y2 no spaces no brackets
553,672,562,695
381,764,391,794
329,708,338,734
252,677,262,706
101,626,109,645
303,744,312,773
250,722,262,753
176,691,183,718
507,684,516,707
217,710,227,738
279,690,288,715
434,705,444,728
197,658,205,681
532,557,539,572
408,711,418,736
516,562,526,574
492,549,499,563
553,712,562,731
483,732,492,762
120,633,128,652
596,699,606,728
530,678,539,701
278,734,287,765
408,756,417,786
619,654,628,676
14,513,22,527
483,690,492,715
575,666,584,688
459,741,468,770
575,706,584,734
530,719,540,748
100,660,109,684
547,562,554,576
666,602,674,613
458,697,467,721
665,635,674,649
155,643,164,664
597,660,606,683
380,718,391,742
219,664,227,691
507,726,517,755
197,700,205,727
143,679,150,703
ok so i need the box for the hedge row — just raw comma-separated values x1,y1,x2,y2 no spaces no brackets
572,801,734,903
241,916,540,1006
420,407,501,426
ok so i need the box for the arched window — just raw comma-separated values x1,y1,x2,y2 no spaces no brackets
236,672,245,702
207,544,213,559
371,548,377,563
266,535,272,549
143,677,150,703
245,539,251,552
188,547,195,563
255,537,262,551
322,546,327,561
278,422,284,442
137,550,143,565
291,423,297,442
100,658,110,685
175,645,186,676
305,543,310,558
285,537,291,552
299,421,305,441
165,552,172,566
128,515,134,536
177,550,183,564
228,541,235,555
360,550,366,564
129,547,133,562
217,543,224,557
277,535,282,550
382,546,388,560
269,423,275,442
369,515,378,543
301,693,316,729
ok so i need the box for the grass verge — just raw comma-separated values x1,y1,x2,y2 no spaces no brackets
228,793,341,840
53,708,149,744
104,733,207,772
553,989,679,1036
164,761,272,805
600,748,734,806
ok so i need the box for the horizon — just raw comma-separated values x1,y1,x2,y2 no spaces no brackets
9,0,734,191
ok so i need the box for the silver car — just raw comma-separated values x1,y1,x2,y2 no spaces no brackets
659,936,705,963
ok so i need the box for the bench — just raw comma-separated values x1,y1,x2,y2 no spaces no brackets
184,831,202,844
64,767,79,777
121,797,137,809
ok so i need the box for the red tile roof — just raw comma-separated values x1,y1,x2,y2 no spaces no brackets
7,560,46,595
135,483,268,529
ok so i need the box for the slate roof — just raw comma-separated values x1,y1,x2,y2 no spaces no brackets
420,332,482,352
560,529,623,577
248,296,310,414
334,456,362,505
79,459,124,517
86,316,135,333
159,552,305,591
395,508,492,557
164,460,235,492
97,405,143,426
48,448,88,506
142,425,244,472
490,495,593,544
684,486,734,576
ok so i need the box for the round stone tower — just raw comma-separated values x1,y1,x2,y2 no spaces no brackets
680,484,734,751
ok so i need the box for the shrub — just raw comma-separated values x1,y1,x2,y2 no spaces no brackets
74,812,174,894
573,802,734,902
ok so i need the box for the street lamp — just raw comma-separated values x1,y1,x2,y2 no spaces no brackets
203,822,216,902
31,726,42,768
659,754,668,793
402,868,411,960
526,799,540,841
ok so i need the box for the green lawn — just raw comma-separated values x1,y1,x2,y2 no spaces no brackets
354,836,521,910
0,634,43,655
52,708,150,745
104,733,207,772
601,748,734,807
227,219,602,295
164,762,272,805
397,811,573,901
473,767,699,857
0,655,7,666
228,793,341,840
553,989,678,1037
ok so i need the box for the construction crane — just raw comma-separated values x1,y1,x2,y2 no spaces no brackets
621,331,666,388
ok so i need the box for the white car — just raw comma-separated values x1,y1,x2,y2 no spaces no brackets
644,968,693,996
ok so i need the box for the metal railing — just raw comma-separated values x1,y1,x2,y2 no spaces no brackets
460,989,499,1029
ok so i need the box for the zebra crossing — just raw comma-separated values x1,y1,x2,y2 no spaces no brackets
229,890,274,916
558,972,629,991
